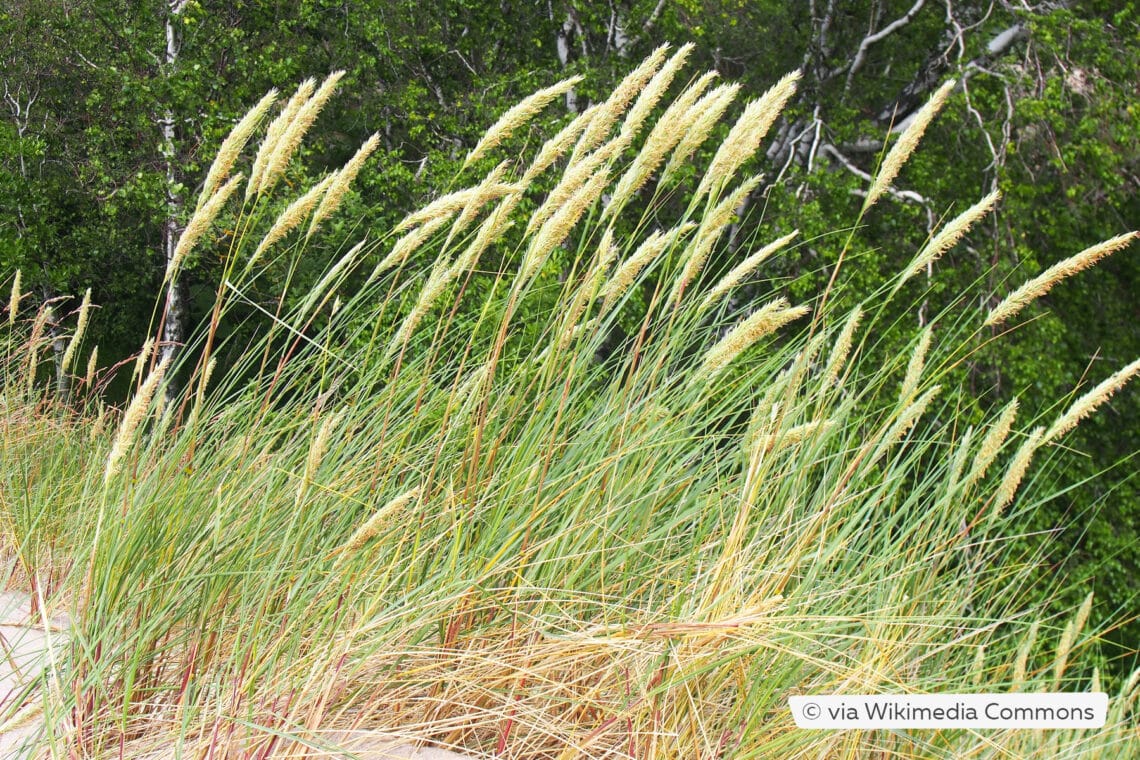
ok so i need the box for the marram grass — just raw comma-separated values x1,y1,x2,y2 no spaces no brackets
2,46,1139,759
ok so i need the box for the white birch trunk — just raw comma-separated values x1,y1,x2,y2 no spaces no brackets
159,0,187,375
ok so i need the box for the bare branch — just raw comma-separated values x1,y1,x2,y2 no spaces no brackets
846,0,928,93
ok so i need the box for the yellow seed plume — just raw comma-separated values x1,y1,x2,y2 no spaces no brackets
308,132,380,237
661,84,741,186
297,412,338,503
985,231,1138,326
696,299,810,379
750,420,836,456
394,182,519,234
696,70,800,201
247,78,316,199
1053,591,1094,688
451,192,522,276
337,486,422,555
370,215,454,282
672,175,764,304
199,88,277,210
527,139,621,236
60,288,92,375
603,224,694,310
104,357,170,485
1045,357,1140,443
865,79,956,210
168,174,244,282
607,70,719,216
8,269,22,326
896,191,1000,289
134,337,155,384
618,43,694,143
522,169,610,285
992,426,1044,518
388,259,456,356
1012,619,1040,689
821,307,864,389
899,326,932,403
701,230,798,311
571,45,670,162
876,385,942,463
250,174,336,267
465,75,583,168
85,346,99,389
260,70,345,196
522,107,596,184
965,397,1019,488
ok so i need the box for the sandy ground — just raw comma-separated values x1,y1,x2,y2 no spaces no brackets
0,591,474,759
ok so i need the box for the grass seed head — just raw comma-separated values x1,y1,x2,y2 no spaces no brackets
169,173,244,282
985,231,1138,327
259,70,345,196
308,132,380,237
7,269,21,326
200,88,277,209
865,79,956,210
248,78,316,199
992,426,1045,518
896,191,1000,289
696,298,810,379
465,75,583,168
696,70,800,201
965,398,1019,488
60,288,92,375
1044,357,1140,443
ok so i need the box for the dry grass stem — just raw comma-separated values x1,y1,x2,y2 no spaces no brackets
308,132,380,237
985,231,1138,326
865,79,956,210
695,70,800,201
60,288,92,375
199,89,277,209
702,230,799,311
1044,357,1140,443
965,398,1019,488
992,426,1045,518
104,357,171,484
168,174,244,282
464,75,583,168
251,174,335,266
696,298,810,379
897,191,1000,288
247,78,316,199
259,70,346,196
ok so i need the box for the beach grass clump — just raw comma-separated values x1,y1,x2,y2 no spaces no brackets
2,47,1138,759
